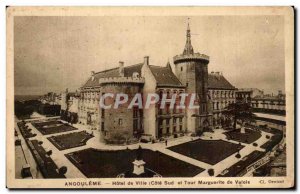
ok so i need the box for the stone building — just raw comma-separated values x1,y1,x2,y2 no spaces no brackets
173,22,212,133
235,88,254,103
207,72,236,127
251,90,286,115
77,22,237,141
60,89,80,123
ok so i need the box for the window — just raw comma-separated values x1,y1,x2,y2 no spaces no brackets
179,117,182,123
118,118,123,126
167,91,170,98
173,103,177,114
159,90,163,99
101,122,104,131
173,118,177,124
166,119,170,125
133,120,138,131
166,104,170,114
101,108,105,118
181,67,183,71
166,127,170,134
133,107,138,118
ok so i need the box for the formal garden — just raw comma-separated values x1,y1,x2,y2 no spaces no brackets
32,120,77,135
168,139,244,165
65,148,204,178
224,128,262,144
48,131,94,150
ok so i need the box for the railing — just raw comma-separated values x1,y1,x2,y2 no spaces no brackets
173,52,209,62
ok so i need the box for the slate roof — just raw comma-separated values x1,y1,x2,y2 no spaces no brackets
82,63,183,88
148,65,183,87
82,63,143,88
208,73,235,90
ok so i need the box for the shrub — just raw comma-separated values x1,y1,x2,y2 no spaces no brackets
208,169,214,176
58,166,68,175
174,134,178,138
140,139,149,143
253,143,258,147
15,139,21,146
190,133,196,137
196,130,203,136
105,130,129,145
266,135,270,139
235,153,241,158
46,150,53,156
159,137,165,142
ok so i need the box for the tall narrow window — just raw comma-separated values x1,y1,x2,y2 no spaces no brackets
118,118,123,126
101,108,105,118
101,122,104,131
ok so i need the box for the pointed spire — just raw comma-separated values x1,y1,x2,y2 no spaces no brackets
183,18,194,55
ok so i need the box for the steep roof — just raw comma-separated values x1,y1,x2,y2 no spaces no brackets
208,73,235,90
148,65,183,87
82,63,143,88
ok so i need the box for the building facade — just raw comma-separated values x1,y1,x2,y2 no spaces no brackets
251,90,286,115
207,72,236,127
75,23,239,142
60,89,80,123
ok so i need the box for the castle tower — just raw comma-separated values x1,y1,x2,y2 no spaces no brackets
173,21,212,133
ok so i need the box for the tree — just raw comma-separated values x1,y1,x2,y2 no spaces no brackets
223,101,256,130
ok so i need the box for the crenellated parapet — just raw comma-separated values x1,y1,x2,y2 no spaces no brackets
98,76,145,85
173,52,209,64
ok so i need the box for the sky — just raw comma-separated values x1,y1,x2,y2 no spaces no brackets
14,16,285,95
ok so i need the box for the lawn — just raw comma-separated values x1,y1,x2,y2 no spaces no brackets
224,128,262,144
32,120,77,135
48,131,94,150
168,139,244,165
65,148,204,178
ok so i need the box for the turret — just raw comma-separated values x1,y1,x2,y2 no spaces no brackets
119,61,124,77
173,19,211,133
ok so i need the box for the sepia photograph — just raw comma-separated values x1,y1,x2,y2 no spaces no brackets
6,6,294,189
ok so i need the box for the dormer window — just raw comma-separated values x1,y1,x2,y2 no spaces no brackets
133,72,140,78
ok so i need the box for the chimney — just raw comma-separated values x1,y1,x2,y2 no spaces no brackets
215,72,220,80
144,56,149,66
166,61,171,69
91,71,95,81
119,61,124,76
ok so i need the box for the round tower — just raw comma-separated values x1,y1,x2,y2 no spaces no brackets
99,74,145,144
173,21,211,133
